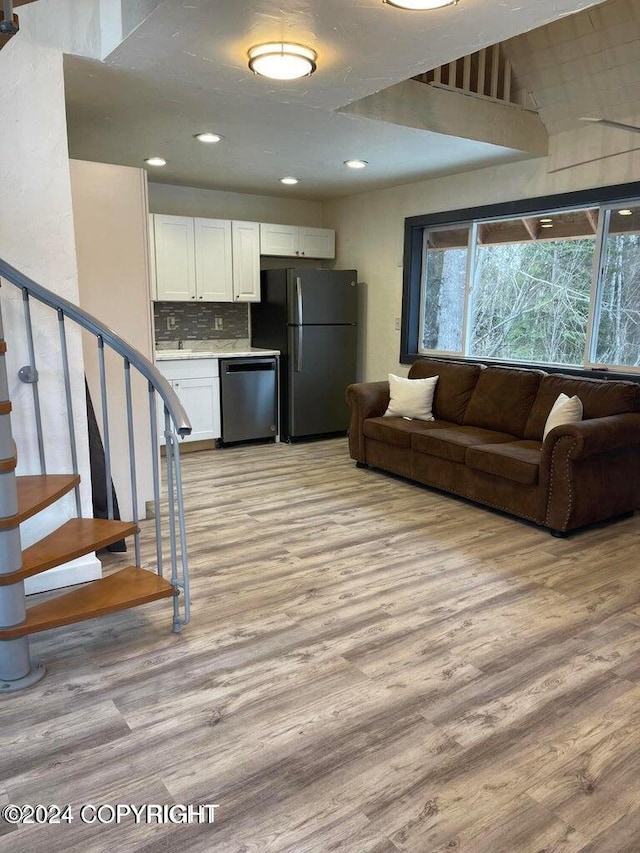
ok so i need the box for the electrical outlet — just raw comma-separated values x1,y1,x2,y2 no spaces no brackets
214,317,224,331
395,317,401,331
166,316,177,331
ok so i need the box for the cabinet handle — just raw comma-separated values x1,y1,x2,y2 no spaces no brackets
191,295,195,299
199,296,203,299
175,382,180,387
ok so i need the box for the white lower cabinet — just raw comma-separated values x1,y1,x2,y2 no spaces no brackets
156,358,220,443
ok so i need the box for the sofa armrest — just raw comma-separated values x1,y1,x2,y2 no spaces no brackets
545,412,640,460
544,412,640,532
345,381,390,462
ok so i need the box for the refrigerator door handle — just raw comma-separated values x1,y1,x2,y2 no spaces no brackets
295,324,303,372
295,276,303,325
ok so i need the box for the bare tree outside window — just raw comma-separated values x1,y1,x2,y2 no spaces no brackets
595,207,640,367
422,226,468,353
470,238,593,365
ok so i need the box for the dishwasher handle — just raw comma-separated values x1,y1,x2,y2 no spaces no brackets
223,359,276,373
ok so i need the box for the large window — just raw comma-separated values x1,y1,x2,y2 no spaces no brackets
403,185,640,372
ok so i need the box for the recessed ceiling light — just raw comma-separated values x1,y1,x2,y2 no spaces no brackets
248,43,317,80
280,176,299,185
195,132,222,144
619,209,633,216
383,0,458,9
541,223,554,228
344,159,369,169
144,157,167,167
540,218,553,223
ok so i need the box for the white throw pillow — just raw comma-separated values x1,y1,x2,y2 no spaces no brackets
384,374,439,421
543,392,583,440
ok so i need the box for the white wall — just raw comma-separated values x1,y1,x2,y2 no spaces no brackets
148,182,324,227
70,159,155,521
323,144,640,383
0,1,109,592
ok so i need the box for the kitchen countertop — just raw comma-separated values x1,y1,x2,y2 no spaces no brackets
155,346,279,361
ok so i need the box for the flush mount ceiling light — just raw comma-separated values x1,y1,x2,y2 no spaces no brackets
248,42,317,80
195,132,222,144
280,176,299,185
144,156,167,167
619,209,633,216
344,159,369,169
383,0,458,9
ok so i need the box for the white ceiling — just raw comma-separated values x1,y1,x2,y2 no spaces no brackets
63,0,607,201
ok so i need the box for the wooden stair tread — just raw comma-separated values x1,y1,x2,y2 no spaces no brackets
0,518,138,585
0,568,175,640
0,474,81,530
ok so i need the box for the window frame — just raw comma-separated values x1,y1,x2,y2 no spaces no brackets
401,180,640,377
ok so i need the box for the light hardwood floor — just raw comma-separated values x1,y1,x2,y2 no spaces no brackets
2,437,640,852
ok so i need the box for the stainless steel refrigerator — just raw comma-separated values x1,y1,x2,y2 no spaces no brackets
251,268,358,441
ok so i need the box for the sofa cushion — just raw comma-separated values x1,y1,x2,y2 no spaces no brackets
412,425,517,464
463,366,543,437
384,373,438,421
408,358,483,424
524,373,640,441
466,440,542,486
543,393,583,440
363,417,456,449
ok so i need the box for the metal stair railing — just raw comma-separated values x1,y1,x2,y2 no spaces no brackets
0,256,192,689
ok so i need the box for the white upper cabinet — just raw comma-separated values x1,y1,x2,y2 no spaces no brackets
259,223,298,257
153,214,196,300
260,223,335,259
231,220,260,302
151,215,260,302
194,217,233,302
298,226,335,259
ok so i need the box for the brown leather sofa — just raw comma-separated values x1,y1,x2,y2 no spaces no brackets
346,358,640,535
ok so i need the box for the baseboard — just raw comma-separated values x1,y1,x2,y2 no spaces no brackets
25,553,102,595
161,439,217,456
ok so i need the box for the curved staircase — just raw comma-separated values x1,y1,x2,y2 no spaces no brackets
0,257,192,693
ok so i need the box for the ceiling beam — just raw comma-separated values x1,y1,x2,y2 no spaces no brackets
338,79,548,156
521,217,538,240
585,209,598,234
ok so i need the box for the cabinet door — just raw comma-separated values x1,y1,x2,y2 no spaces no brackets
232,221,260,302
194,218,233,302
171,375,220,442
153,214,196,301
298,226,335,259
259,222,298,256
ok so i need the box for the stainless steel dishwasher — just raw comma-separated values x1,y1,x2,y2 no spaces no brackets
218,357,278,445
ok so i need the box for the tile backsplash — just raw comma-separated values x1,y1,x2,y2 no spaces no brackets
154,302,249,343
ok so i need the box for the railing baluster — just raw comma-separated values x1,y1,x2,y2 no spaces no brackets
57,309,81,516
21,289,46,474
97,336,113,520
171,435,190,626
164,408,181,632
124,359,141,566
148,381,164,578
